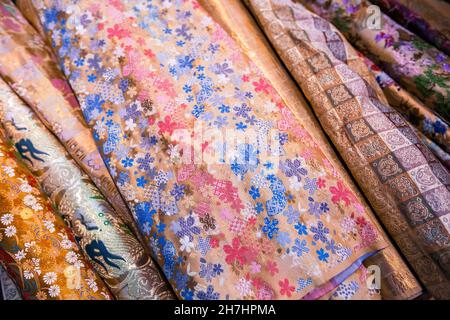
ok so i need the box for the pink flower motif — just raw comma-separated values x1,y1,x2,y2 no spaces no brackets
278,278,295,297
317,178,326,189
157,115,178,135
330,180,353,206
223,237,248,265
252,78,272,94
107,24,130,39
266,261,279,276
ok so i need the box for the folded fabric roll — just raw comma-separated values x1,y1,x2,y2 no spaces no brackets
295,0,450,123
0,0,137,237
0,264,22,300
0,78,175,300
246,0,450,299
360,53,450,155
27,0,389,299
0,131,112,300
200,0,421,300
371,0,450,56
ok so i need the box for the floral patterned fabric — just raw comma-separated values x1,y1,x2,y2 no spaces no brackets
0,78,174,300
200,0,422,300
0,131,112,300
0,0,137,237
296,0,450,123
25,0,390,299
371,0,450,56
246,0,450,299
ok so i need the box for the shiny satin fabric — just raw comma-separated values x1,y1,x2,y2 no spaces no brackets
0,0,138,238
295,0,450,123
246,0,450,299
27,0,389,299
371,0,450,56
200,0,421,300
0,79,175,300
0,131,112,300
0,264,22,300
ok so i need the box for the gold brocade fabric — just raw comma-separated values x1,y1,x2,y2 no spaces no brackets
0,78,175,300
247,0,450,299
200,0,421,300
0,131,112,300
0,0,138,237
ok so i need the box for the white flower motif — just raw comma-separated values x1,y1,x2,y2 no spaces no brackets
180,235,195,253
86,278,98,292
43,272,57,285
2,165,15,177
4,226,16,237
61,238,73,250
125,118,137,131
15,250,26,261
48,285,61,297
43,220,55,233
65,251,78,264
24,270,34,279
288,176,302,191
1,213,13,226
236,278,254,298
19,180,33,193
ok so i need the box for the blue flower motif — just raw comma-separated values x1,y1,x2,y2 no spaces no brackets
276,231,291,248
292,238,310,257
310,221,330,243
219,104,230,113
181,289,194,300
178,55,195,69
255,202,264,214
320,202,329,213
294,222,308,236
197,285,220,300
175,215,201,241
170,183,186,201
121,157,134,168
262,217,279,239
249,186,260,200
316,248,329,262
283,205,300,224
137,176,148,188
192,105,205,118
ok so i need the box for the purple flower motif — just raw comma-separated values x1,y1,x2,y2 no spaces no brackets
281,159,308,182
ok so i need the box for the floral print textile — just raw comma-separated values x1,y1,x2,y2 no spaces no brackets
25,0,389,299
371,0,450,56
0,78,175,300
246,0,450,299
0,132,112,300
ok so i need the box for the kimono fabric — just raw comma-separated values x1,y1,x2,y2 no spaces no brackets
0,0,139,239
0,264,22,300
295,0,450,123
371,0,450,56
28,0,389,300
0,131,113,300
199,0,421,300
0,79,175,300
246,0,450,299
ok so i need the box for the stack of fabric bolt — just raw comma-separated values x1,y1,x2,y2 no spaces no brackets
0,0,447,300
